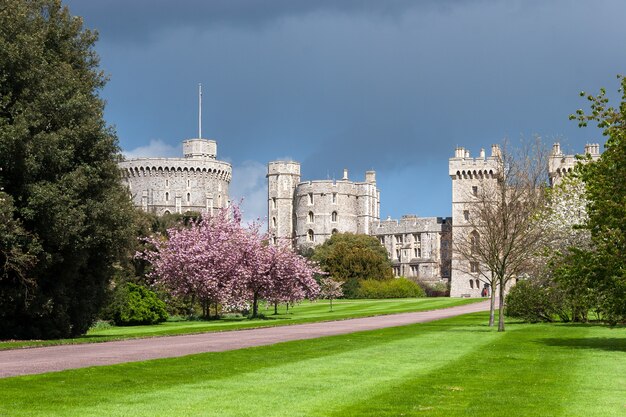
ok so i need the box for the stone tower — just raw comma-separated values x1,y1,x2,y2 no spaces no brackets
267,161,301,243
548,142,601,185
448,145,501,297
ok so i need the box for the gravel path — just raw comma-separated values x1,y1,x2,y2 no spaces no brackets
0,300,490,378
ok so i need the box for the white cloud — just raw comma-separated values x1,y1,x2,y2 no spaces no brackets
123,139,179,159
229,160,268,225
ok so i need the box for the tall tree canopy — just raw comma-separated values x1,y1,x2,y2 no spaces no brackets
311,233,393,297
0,0,136,338
569,75,626,323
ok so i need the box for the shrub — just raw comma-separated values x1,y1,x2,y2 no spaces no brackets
416,280,450,297
107,283,168,326
356,278,426,299
505,279,568,323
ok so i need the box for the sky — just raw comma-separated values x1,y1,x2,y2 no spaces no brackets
65,0,626,222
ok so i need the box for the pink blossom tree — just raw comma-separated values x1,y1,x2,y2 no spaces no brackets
138,205,320,319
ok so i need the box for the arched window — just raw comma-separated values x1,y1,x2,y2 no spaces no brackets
332,228,338,235
469,279,474,289
308,211,314,223
163,210,171,215
271,197,277,209
187,193,191,202
165,192,169,202
272,217,277,228
470,231,480,254
307,229,314,242
308,193,313,205
331,211,337,222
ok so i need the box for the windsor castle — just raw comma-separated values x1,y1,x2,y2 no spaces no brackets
119,135,600,298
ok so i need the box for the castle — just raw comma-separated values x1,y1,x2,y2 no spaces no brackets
267,142,601,296
118,135,600,297
118,138,231,215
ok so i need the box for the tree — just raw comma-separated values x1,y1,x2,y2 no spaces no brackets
311,233,393,298
568,75,626,323
0,1,137,338
139,206,320,319
454,139,549,331
319,278,343,312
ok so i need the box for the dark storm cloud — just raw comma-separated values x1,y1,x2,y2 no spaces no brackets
66,0,476,42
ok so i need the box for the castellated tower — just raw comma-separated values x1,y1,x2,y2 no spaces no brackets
118,138,231,215
548,142,601,185
267,161,301,243
267,163,380,248
449,145,501,297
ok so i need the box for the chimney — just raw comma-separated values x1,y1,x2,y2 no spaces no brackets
365,171,376,183
465,150,470,158
479,148,485,159
552,142,562,156
491,144,501,158
343,168,348,180
455,147,465,158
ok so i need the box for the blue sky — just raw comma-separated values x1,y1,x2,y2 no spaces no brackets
65,0,626,221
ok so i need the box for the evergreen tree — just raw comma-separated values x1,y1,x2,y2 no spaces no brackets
0,0,136,338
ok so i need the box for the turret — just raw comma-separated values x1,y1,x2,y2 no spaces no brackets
267,161,301,243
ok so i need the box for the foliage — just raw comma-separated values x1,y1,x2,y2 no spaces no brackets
356,277,425,299
319,277,343,311
505,279,566,323
138,205,320,319
416,280,450,297
569,75,626,323
105,282,168,326
311,233,393,298
0,0,137,339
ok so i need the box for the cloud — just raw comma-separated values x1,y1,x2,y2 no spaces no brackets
229,160,267,225
123,139,179,159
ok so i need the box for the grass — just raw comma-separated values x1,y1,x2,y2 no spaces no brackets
0,312,624,416
0,297,480,350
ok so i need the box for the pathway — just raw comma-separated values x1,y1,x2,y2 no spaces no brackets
0,300,490,378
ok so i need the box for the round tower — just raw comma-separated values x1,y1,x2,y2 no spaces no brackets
267,161,301,243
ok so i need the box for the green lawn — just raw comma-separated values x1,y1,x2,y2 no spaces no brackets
1,313,624,416
0,297,480,350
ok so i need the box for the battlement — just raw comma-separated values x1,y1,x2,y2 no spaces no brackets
267,160,301,176
449,145,501,178
548,142,601,184
183,138,217,159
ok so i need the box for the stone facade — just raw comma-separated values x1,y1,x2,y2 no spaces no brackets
267,161,450,283
370,215,451,282
268,163,380,248
118,138,231,215
448,142,601,298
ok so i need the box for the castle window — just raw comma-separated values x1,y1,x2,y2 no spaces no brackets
165,192,169,202
396,249,401,259
410,265,418,276
187,193,190,202
395,234,403,244
272,217,277,228
393,266,401,276
379,236,385,245
332,193,337,204
308,193,313,205
307,229,314,242
273,236,277,245
469,279,474,289
332,228,338,235
272,197,277,209
470,261,480,273
165,179,169,187
308,211,314,223
331,211,337,222
470,231,480,254
463,210,470,221
164,210,171,215
413,233,420,243
414,248,421,258
472,186,478,196
187,179,190,188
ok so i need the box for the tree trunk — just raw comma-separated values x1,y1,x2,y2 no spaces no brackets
252,292,259,318
489,287,496,327
274,302,278,315
498,279,505,332
330,298,333,312
214,302,218,318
